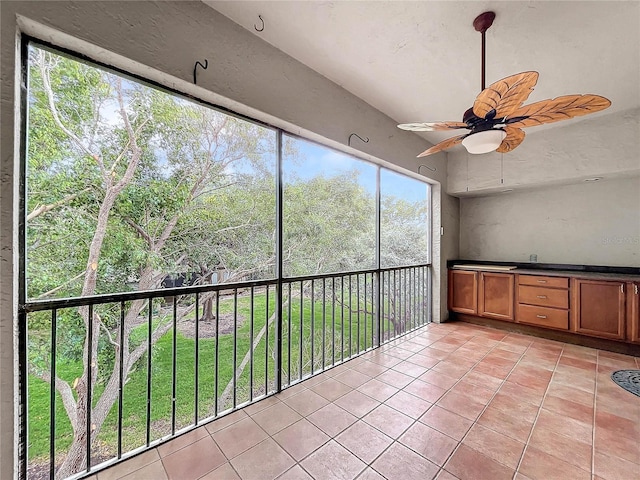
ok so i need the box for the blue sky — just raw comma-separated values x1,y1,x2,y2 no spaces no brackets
32,44,427,205
284,136,429,204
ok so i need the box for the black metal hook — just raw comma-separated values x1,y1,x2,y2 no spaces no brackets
254,15,265,32
193,59,208,85
348,133,369,147
418,164,437,173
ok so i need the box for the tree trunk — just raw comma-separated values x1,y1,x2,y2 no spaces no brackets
201,296,216,323
216,294,292,411
55,432,88,479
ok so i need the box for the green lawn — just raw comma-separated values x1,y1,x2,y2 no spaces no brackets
27,287,386,464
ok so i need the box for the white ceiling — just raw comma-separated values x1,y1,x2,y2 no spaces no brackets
206,1,639,147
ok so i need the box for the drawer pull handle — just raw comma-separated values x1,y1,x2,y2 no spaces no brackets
537,280,547,283
536,315,547,319
536,295,547,299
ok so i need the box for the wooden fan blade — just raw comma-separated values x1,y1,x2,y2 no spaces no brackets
496,127,525,153
398,122,469,132
473,71,539,120
417,134,467,157
505,94,611,128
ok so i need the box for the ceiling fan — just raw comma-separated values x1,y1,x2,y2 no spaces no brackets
398,11,611,157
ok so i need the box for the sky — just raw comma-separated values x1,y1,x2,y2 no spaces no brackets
31,44,429,205
283,136,429,204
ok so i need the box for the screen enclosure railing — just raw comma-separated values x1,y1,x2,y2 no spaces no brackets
20,264,431,479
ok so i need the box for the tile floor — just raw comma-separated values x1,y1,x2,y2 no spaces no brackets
96,321,640,480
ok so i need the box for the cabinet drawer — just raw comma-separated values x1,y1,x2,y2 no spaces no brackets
518,285,569,309
518,275,568,289
517,304,569,330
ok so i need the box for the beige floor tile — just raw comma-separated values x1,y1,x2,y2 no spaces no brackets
212,416,268,459
334,390,380,418
362,404,414,439
230,438,295,480
120,460,168,480
97,449,160,480
251,402,302,435
79,323,640,480
272,418,330,461
399,422,458,466
199,462,241,480
300,440,367,480
444,444,514,480
372,442,439,480
161,436,226,480
307,403,358,437
282,388,329,416
335,420,393,464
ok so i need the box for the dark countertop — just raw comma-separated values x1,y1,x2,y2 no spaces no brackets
510,268,640,282
448,259,640,281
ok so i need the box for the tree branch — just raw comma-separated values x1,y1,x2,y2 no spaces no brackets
27,188,90,221
97,313,119,348
38,51,100,167
112,78,143,193
33,371,78,430
36,271,85,299
124,217,153,248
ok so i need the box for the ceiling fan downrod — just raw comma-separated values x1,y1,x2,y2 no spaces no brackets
473,11,496,91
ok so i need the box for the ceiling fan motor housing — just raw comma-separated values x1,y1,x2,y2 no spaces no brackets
463,107,500,132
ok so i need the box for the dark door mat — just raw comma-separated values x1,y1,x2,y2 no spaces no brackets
611,370,640,397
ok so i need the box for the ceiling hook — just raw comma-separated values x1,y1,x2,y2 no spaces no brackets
418,164,437,173
348,133,370,147
193,59,208,85
254,15,265,32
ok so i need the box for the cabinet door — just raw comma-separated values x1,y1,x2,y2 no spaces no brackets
478,272,514,321
628,282,640,344
572,279,626,340
448,270,478,314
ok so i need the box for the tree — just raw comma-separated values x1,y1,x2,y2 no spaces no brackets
283,172,376,276
26,45,430,479
27,47,276,478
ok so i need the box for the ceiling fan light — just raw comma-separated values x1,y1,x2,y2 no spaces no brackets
462,130,507,154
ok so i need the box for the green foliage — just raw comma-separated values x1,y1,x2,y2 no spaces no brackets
27,289,385,461
24,43,430,474
284,171,376,276
381,195,429,267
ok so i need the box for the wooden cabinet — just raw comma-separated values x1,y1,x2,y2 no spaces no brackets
517,304,569,330
518,285,569,309
449,267,640,345
516,274,569,330
518,274,569,289
448,269,478,315
478,272,514,321
571,279,626,340
627,282,640,344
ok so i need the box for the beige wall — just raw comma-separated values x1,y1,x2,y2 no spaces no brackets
460,176,640,267
447,108,640,196
0,2,459,476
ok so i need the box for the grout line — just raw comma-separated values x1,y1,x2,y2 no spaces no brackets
324,324,472,478
117,323,615,480
512,343,573,476
440,335,533,476
316,325,442,479
375,329,530,475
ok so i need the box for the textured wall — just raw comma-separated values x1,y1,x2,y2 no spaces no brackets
460,176,640,267
447,108,640,196
1,2,459,476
